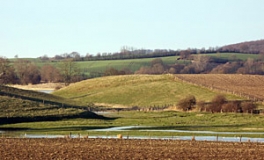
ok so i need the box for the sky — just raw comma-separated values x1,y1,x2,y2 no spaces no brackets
0,0,264,58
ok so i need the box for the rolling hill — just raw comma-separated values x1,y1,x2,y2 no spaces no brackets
53,74,242,108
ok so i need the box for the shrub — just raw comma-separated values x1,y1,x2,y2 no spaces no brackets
221,101,240,113
208,94,226,113
177,95,196,111
241,102,257,113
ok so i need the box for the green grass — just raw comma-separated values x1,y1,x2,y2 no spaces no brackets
2,111,264,138
53,74,243,107
0,86,104,125
0,95,103,126
0,96,83,118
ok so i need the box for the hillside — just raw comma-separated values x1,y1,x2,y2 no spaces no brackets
53,74,242,108
0,85,78,107
220,39,264,54
0,85,103,124
175,74,264,101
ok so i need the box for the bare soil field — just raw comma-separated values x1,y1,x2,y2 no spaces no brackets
0,138,264,160
175,74,264,101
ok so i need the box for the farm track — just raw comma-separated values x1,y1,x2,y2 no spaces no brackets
1,138,264,160
175,74,264,101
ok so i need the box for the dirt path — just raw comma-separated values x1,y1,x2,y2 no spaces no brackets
0,138,264,159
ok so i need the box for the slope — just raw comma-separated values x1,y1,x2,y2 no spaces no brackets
0,85,103,125
53,74,242,108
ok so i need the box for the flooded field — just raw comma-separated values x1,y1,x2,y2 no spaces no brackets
2,125,264,143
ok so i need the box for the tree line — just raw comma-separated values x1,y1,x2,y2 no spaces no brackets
36,39,264,62
134,54,264,75
0,58,83,86
40,46,249,62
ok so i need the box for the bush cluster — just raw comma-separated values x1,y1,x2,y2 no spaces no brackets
177,94,257,113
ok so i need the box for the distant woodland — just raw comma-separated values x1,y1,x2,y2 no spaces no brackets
220,39,264,54
1,39,264,85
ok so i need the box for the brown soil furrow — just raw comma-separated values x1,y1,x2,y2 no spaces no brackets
0,138,264,160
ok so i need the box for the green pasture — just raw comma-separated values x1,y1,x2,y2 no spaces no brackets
2,111,264,138
76,56,183,76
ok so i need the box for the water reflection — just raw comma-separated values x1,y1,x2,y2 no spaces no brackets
91,126,264,135
38,90,54,94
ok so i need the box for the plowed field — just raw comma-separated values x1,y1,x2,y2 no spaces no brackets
0,138,264,160
175,74,264,101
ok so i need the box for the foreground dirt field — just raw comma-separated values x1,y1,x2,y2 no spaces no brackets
0,138,264,160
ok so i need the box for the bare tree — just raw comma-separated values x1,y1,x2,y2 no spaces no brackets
59,59,80,86
0,57,17,84
14,60,41,84
192,55,211,73
221,101,240,113
40,65,61,83
179,50,191,59
209,95,226,113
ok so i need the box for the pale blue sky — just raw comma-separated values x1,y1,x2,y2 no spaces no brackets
1,0,264,58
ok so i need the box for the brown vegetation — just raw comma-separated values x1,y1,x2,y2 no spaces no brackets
0,138,264,160
177,95,196,111
175,74,264,101
220,39,264,54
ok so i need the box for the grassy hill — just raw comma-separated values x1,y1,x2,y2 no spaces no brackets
53,74,242,108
